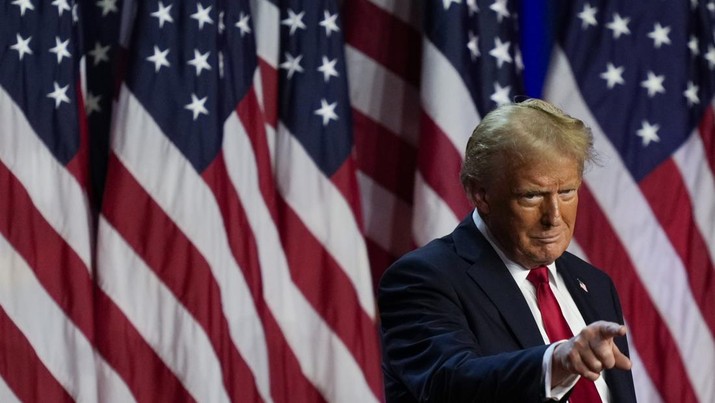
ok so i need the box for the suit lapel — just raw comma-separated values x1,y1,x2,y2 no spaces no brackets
556,260,600,325
453,216,545,349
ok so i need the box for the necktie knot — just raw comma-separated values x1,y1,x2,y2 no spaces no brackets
526,265,549,287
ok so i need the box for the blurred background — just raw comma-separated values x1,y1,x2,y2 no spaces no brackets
0,0,713,401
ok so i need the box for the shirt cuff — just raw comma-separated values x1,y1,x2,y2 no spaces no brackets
543,340,580,400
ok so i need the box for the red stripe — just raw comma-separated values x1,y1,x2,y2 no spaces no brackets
102,154,263,403
236,95,383,398
330,157,365,231
344,0,421,87
0,307,73,402
353,108,417,204
275,197,384,397
202,155,325,403
640,159,715,336
418,112,473,218
575,185,698,403
0,157,192,402
93,290,196,403
699,103,715,176
258,59,279,129
0,159,93,339
365,237,399,291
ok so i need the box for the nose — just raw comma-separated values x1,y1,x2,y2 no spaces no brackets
540,194,562,227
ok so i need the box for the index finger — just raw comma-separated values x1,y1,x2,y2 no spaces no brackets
592,321,627,338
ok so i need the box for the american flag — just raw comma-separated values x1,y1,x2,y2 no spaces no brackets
544,1,715,402
2,0,714,402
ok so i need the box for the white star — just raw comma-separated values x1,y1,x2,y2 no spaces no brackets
279,52,304,79
281,9,306,36
640,71,665,97
709,1,715,12
442,0,461,10
185,94,209,120
88,42,110,65
85,92,102,115
636,121,660,147
314,99,338,126
187,49,211,76
12,0,34,16
218,11,225,33
489,37,512,68
96,0,118,16
577,4,598,29
606,13,631,39
317,56,339,82
647,23,671,48
72,3,78,22
467,31,480,60
490,82,511,106
52,0,70,16
490,0,510,22
705,45,715,69
467,0,479,15
683,81,700,106
218,51,225,78
514,46,524,71
146,46,170,73
49,37,71,64
151,1,174,28
47,82,70,108
600,63,625,89
10,34,33,60
688,35,699,56
319,10,340,37
235,12,251,36
191,3,214,30
691,0,699,9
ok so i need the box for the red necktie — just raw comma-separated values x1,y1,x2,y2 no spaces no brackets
527,266,602,403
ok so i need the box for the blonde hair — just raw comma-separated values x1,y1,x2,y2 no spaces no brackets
460,99,594,193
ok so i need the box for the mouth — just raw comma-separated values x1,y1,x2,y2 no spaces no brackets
532,233,562,243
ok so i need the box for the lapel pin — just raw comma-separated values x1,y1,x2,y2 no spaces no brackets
578,279,588,293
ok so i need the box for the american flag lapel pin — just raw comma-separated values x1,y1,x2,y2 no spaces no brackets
578,279,588,293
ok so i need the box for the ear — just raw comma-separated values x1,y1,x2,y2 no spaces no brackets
471,185,491,215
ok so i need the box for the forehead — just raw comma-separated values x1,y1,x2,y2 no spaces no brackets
501,155,582,188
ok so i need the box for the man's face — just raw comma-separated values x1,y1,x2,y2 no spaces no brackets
474,155,581,269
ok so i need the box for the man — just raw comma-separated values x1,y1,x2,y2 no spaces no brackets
379,99,636,402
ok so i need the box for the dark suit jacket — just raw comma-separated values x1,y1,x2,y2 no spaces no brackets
379,215,636,402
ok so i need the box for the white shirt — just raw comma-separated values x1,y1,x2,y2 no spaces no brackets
472,210,611,402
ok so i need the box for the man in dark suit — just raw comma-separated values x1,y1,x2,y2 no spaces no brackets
379,99,636,402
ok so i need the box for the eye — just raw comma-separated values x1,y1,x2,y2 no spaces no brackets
559,189,577,200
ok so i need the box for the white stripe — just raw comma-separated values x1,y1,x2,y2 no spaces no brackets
672,116,715,265
251,0,280,68
421,38,480,155
0,235,132,403
345,45,420,146
365,0,421,28
0,86,92,269
109,86,273,403
544,46,715,402
412,173,460,247
627,340,664,403
224,115,378,402
566,239,589,262
96,219,230,403
357,170,414,257
0,376,21,403
274,124,376,319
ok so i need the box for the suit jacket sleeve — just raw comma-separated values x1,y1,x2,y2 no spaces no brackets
379,253,550,403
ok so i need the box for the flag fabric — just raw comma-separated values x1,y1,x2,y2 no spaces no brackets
543,1,715,402
95,0,381,401
0,1,103,401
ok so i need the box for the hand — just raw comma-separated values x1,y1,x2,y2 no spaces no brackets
551,321,632,386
